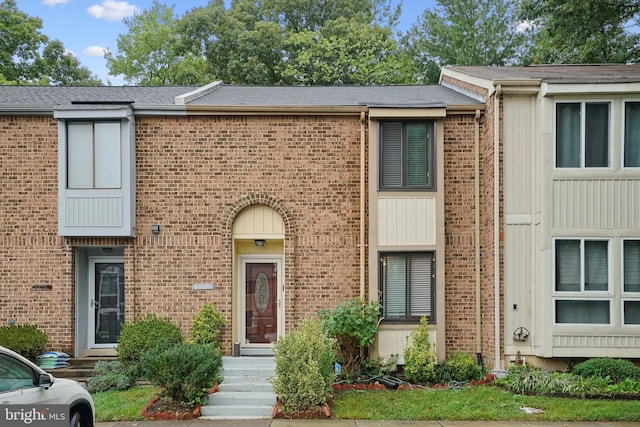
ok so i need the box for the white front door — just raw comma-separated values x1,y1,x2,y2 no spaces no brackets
88,257,124,348
239,256,283,355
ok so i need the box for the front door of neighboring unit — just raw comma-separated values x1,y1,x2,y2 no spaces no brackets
241,257,282,354
89,258,124,347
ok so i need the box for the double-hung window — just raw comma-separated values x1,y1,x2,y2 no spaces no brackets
67,121,121,189
380,253,435,322
554,239,610,324
556,102,610,168
379,122,434,190
623,239,640,325
624,101,640,168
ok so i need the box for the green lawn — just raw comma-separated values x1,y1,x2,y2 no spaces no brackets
92,385,158,422
93,384,640,422
331,385,640,421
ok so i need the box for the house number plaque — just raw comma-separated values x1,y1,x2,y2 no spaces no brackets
255,273,269,313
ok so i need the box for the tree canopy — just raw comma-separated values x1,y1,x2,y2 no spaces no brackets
0,0,102,85
519,0,640,64
4,0,640,87
405,0,529,81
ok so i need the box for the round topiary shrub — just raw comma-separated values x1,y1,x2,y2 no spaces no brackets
572,357,640,383
0,324,48,362
189,303,225,347
142,341,222,406
117,313,183,380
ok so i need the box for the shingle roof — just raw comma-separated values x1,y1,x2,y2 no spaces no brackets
0,86,199,109
446,64,640,84
188,84,481,107
0,83,481,111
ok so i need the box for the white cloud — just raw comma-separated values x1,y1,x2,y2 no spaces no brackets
84,46,109,57
88,1,139,22
516,20,535,33
42,0,71,6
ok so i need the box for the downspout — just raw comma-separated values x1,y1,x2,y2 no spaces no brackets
474,109,482,356
493,85,502,371
360,111,366,298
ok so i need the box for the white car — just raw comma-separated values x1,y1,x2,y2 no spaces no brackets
0,345,95,427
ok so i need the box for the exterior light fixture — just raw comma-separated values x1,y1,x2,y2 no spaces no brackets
151,225,160,234
254,239,266,247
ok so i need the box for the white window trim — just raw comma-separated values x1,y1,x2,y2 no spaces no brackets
552,237,612,296
553,298,612,326
552,237,612,326
553,99,613,170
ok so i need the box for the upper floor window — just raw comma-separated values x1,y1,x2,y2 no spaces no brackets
67,121,121,189
556,102,610,168
379,122,434,190
624,101,640,168
380,252,435,322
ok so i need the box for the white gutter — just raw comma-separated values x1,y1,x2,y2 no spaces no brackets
493,85,502,371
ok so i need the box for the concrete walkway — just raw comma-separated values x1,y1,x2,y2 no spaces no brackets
96,420,640,427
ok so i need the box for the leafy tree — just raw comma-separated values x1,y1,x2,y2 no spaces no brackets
113,0,413,85
405,0,529,82
37,40,102,86
0,0,102,85
519,0,640,64
106,0,213,85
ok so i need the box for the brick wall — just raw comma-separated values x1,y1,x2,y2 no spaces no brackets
0,114,364,355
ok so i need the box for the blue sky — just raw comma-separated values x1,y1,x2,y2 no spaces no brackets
13,0,432,85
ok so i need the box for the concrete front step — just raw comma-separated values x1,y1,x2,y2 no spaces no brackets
200,356,277,420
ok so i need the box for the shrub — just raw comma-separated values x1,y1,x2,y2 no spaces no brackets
271,317,336,413
189,303,225,347
117,314,183,379
496,365,611,398
435,351,483,384
403,317,437,384
86,361,132,393
0,324,48,362
142,342,222,406
319,298,380,376
572,357,640,383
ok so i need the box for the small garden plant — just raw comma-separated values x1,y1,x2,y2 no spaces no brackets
271,317,336,413
87,360,132,393
189,303,225,347
496,359,640,399
142,341,222,407
403,316,437,384
319,297,380,376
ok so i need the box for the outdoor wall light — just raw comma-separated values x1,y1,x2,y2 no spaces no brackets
151,224,161,234
254,239,266,247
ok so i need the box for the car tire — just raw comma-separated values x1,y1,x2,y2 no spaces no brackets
69,409,82,427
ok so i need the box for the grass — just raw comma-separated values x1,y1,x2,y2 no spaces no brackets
93,383,640,422
331,385,640,421
92,385,158,422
